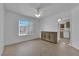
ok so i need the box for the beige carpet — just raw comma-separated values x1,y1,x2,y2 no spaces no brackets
2,39,79,56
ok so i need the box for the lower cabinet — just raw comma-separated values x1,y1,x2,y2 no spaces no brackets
41,31,57,44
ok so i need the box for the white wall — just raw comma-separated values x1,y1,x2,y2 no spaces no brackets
40,11,72,32
0,4,4,55
4,10,40,45
71,6,79,49
40,11,72,41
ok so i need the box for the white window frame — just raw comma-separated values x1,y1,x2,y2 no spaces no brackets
19,19,33,36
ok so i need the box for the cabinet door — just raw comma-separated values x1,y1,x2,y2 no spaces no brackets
45,32,49,40
66,22,70,28
60,32,63,38
50,33,57,43
60,24,64,28
41,32,44,40
64,31,69,39
50,33,53,42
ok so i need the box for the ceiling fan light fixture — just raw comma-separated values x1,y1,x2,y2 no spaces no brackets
58,18,62,22
35,14,40,18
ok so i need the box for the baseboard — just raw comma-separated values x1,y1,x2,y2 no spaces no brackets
68,43,79,51
5,38,40,47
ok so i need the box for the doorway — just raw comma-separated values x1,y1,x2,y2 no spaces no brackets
58,19,70,44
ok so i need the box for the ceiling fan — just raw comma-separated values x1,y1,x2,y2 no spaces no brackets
30,3,49,18
34,7,41,18
34,7,48,18
33,4,47,18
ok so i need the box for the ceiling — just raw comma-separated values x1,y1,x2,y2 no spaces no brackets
4,3,79,18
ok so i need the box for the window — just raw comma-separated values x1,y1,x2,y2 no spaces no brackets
19,18,33,36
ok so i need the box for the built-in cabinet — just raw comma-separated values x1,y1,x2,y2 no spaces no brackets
41,31,57,44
